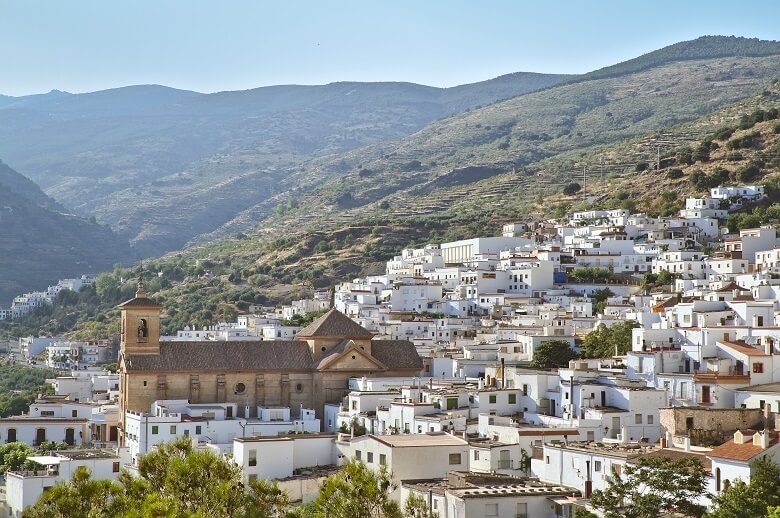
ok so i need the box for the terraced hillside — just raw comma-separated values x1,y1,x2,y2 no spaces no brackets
10,80,780,340
0,161,130,304
0,74,571,256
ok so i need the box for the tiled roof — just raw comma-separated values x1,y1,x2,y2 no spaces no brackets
297,309,374,338
714,281,748,293
629,447,711,471
118,296,162,308
709,432,779,462
124,341,314,371
124,338,422,372
371,340,424,370
718,340,768,357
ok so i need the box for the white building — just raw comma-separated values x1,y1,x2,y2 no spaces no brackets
5,448,127,518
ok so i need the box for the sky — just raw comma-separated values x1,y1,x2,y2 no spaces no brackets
2,0,780,96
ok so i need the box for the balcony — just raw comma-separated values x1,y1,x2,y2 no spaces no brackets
693,371,750,383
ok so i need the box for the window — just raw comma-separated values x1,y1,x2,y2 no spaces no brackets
379,454,386,466
635,414,642,424
489,395,497,404
448,453,461,465
151,426,159,435
351,401,357,410
594,461,602,472
546,456,550,464
170,425,177,434
753,363,764,373
508,393,517,404
647,415,654,424
446,398,458,410
234,383,246,394
248,449,257,467
249,474,257,482
143,380,147,387
367,452,374,463
72,410,78,417
355,450,361,461
516,503,527,518
485,503,498,517
112,462,120,473
474,450,480,460
184,429,190,436
195,426,202,434
7,428,16,443
40,411,54,417
522,384,528,396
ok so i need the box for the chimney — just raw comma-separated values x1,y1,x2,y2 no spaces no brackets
733,430,748,444
753,431,770,449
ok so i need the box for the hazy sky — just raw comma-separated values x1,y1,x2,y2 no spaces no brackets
2,0,779,96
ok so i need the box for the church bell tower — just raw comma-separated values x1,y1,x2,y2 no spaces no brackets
118,277,162,356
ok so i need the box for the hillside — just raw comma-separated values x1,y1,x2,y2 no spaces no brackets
200,38,780,244
0,74,571,256
7,80,780,340
0,161,131,304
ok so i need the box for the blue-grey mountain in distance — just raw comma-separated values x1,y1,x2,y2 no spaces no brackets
0,160,131,304
0,71,572,256
0,35,779,263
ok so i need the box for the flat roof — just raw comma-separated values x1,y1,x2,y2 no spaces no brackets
234,433,338,443
369,432,469,448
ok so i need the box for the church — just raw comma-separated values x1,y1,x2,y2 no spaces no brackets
117,282,423,443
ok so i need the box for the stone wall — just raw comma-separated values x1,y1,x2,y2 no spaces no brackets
660,406,768,445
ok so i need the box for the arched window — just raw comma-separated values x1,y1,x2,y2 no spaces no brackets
138,318,148,339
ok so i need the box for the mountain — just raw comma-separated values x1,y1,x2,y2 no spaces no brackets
14,82,780,339
0,160,131,304
190,36,780,245
0,73,572,256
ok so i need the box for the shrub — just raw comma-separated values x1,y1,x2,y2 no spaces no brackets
562,182,582,195
667,168,684,179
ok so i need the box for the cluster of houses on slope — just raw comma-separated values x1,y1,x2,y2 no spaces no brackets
0,275,96,321
5,184,780,516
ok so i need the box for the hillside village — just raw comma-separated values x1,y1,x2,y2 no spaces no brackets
4,182,780,515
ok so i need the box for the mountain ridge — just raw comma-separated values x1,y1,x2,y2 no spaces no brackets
0,161,131,304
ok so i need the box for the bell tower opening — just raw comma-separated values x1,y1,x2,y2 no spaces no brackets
119,277,162,356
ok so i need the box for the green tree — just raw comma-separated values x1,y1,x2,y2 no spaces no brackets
24,438,289,518
569,267,612,283
581,321,639,358
593,288,613,315
530,340,579,369
404,493,439,518
708,456,780,518
563,182,582,195
0,442,34,474
589,456,709,518
299,459,402,518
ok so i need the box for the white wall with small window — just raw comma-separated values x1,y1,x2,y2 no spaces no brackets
337,433,469,499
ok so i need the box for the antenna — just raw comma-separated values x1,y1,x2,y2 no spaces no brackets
582,165,586,195
600,157,604,183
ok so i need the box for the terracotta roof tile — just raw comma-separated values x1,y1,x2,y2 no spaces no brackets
118,296,162,308
709,432,779,461
124,338,422,372
718,340,768,357
297,309,373,338
124,341,314,371
371,340,424,370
